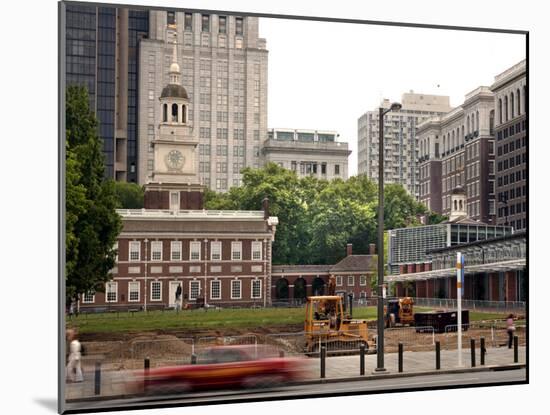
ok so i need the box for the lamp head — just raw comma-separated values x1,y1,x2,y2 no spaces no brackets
390,102,402,111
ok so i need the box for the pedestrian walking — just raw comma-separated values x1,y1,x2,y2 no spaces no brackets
66,328,84,382
506,313,516,349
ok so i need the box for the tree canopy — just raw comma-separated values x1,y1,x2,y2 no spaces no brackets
206,163,442,265
113,182,145,209
65,85,122,304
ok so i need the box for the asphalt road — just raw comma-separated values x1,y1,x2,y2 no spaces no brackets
65,367,526,413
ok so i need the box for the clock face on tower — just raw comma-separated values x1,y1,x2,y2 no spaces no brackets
165,149,185,171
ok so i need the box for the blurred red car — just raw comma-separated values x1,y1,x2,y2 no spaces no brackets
135,345,309,393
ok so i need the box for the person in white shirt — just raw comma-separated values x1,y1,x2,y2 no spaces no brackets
66,328,84,382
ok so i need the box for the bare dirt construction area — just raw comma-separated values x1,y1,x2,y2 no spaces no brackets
76,320,526,372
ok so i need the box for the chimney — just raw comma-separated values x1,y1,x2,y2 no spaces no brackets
346,243,353,256
262,197,269,219
369,243,376,255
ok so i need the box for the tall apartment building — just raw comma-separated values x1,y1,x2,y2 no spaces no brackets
64,3,149,182
417,86,496,224
357,92,451,198
491,60,527,231
138,10,268,191
262,129,351,180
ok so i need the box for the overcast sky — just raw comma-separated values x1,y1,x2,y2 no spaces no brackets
259,18,526,176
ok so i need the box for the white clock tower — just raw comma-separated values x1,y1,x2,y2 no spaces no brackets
144,33,204,210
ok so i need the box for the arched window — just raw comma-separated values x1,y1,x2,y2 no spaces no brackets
454,200,458,211
459,200,463,210
476,111,479,132
276,278,289,299
447,133,450,152
452,130,455,149
523,85,527,114
504,96,508,122
294,278,307,301
510,92,515,118
312,277,325,296
457,128,460,146
516,88,521,116
181,104,186,123
498,99,503,124
461,125,464,140
467,115,470,134
163,104,168,122
171,103,178,122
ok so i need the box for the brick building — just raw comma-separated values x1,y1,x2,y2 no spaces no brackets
417,86,496,223
271,244,377,304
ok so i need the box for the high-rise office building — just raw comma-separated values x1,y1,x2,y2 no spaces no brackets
138,11,268,191
65,4,149,182
357,92,451,197
262,128,351,180
491,60,527,231
417,86,496,224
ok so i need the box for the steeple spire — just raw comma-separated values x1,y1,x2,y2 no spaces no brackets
169,32,180,85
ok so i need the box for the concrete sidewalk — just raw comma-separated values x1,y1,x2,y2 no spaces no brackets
65,345,526,402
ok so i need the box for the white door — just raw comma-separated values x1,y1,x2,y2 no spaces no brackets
169,281,182,307
170,192,179,211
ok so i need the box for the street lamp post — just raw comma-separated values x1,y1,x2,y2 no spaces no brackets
375,102,402,373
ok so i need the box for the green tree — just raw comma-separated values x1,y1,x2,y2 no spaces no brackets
65,85,122,304
426,211,448,225
113,182,144,209
383,183,426,229
237,164,310,265
65,144,86,281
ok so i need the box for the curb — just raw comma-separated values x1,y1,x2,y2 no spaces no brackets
66,363,525,403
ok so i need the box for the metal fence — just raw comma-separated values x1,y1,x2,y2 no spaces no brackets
130,338,195,369
79,341,124,369
384,326,435,352
196,335,259,358
412,298,526,312
442,323,527,349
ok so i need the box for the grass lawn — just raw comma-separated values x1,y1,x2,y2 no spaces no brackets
68,305,511,335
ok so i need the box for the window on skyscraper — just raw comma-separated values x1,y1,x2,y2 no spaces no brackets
184,13,193,31
235,17,243,35
167,11,176,27
219,16,227,33
201,14,210,32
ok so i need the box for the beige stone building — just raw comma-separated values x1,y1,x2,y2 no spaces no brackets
138,11,268,191
491,60,527,231
357,92,451,198
262,128,351,180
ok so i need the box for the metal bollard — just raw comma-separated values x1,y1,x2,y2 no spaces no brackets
320,346,326,379
514,336,519,363
94,361,101,395
480,337,486,365
398,343,403,373
144,357,150,392
360,344,365,376
191,353,197,364
470,339,476,367
435,341,440,370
